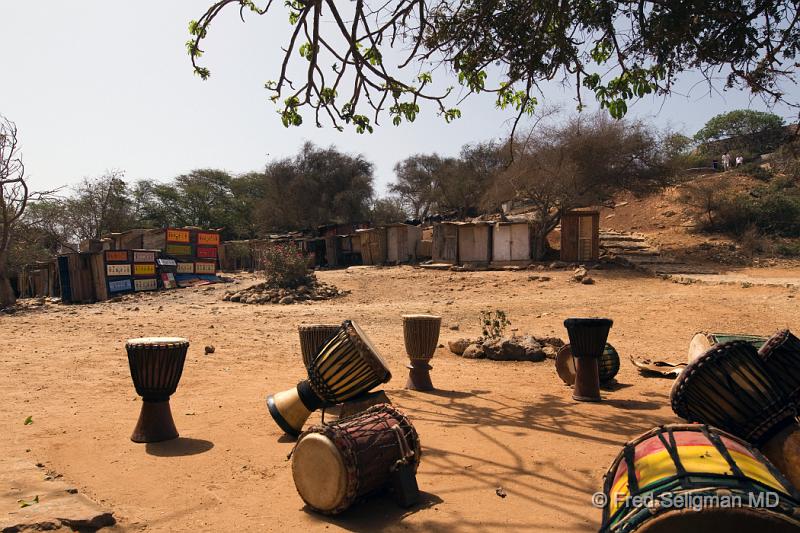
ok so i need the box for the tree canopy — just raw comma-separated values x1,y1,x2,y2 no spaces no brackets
694,109,786,154
189,1,800,134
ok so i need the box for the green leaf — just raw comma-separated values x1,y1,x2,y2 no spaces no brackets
18,495,39,508
24,416,32,425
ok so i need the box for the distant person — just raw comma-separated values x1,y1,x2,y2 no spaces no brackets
722,152,731,170
736,155,744,167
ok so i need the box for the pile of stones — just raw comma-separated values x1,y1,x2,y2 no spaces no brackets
448,334,565,362
223,277,348,305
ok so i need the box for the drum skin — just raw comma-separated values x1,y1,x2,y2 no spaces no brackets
687,332,767,363
298,324,340,370
126,337,189,401
563,318,613,359
291,404,421,514
601,424,800,532
556,343,620,385
402,314,441,361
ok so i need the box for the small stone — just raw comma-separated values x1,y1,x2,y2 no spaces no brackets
204,345,215,355
279,296,295,305
449,323,460,331
571,267,588,282
462,343,485,359
448,338,472,355
580,276,595,285
496,487,507,498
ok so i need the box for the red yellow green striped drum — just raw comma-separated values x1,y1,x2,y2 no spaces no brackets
601,424,800,532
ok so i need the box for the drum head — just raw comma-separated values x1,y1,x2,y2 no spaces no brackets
126,337,189,347
636,507,800,532
556,345,576,385
347,321,391,381
401,314,442,321
291,433,348,512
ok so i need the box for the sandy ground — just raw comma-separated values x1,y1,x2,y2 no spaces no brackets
2,265,799,532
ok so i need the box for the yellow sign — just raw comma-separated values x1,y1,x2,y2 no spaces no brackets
134,264,156,276
166,228,191,243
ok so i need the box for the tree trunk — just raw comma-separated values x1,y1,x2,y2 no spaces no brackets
531,228,552,261
0,249,16,308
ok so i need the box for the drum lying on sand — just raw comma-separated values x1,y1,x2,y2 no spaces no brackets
671,340,800,488
555,343,620,386
600,424,800,532
563,318,613,402
402,314,441,391
268,320,392,437
291,404,421,514
687,332,767,363
126,337,189,443
298,324,341,370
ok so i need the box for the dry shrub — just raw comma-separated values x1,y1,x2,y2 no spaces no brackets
257,242,310,288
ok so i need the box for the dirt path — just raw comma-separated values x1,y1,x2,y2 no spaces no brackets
2,266,798,531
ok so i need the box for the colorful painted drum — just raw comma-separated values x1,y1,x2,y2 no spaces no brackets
687,332,767,363
556,343,620,386
298,324,341,370
268,320,392,437
402,314,441,391
292,404,420,514
126,337,189,443
600,424,800,532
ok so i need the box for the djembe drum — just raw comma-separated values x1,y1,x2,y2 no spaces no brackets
402,314,441,391
298,324,341,370
563,318,613,402
126,337,189,443
758,329,800,488
600,424,800,532
555,343,620,386
671,340,800,488
291,404,421,514
268,320,392,437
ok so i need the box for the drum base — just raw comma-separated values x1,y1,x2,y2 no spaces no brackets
131,400,178,443
405,362,433,391
573,356,601,402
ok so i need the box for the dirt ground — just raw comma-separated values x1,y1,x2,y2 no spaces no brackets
2,265,799,532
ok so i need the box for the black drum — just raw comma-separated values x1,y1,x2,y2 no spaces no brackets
126,337,189,443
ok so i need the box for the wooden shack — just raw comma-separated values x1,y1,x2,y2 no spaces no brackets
560,210,600,262
385,224,422,264
19,261,58,298
491,222,533,265
358,228,387,265
457,222,492,264
432,222,459,264
58,253,98,303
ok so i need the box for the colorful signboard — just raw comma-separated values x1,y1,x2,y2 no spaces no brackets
195,262,216,274
161,273,177,289
106,264,132,276
196,246,218,259
108,278,133,293
165,244,193,256
134,263,156,276
134,278,158,291
176,262,194,274
133,250,156,263
196,232,220,246
166,228,191,243
105,250,129,262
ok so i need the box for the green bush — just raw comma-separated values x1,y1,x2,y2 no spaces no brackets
257,242,310,288
713,181,800,237
740,162,773,181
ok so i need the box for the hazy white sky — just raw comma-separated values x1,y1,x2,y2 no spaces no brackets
1,1,798,195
